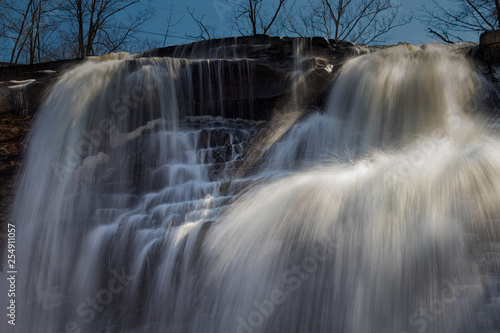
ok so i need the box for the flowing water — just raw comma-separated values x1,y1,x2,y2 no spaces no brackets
2,43,500,333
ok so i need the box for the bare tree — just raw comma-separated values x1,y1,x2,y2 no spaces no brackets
0,0,159,63
0,1,7,40
422,0,500,43
2,0,60,64
227,0,287,36
281,0,322,37
284,0,411,44
185,6,216,40
162,0,177,47
58,0,154,58
4,0,34,64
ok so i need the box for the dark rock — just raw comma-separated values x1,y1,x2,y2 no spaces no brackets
0,36,363,122
480,30,500,57
472,30,500,66
0,115,31,266
139,36,359,62
137,37,363,120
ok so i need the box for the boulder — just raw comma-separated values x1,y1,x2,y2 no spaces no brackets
477,30,500,63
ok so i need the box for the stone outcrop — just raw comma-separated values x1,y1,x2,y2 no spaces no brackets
478,30,500,63
140,37,370,120
0,59,84,117
0,36,365,120
0,116,31,235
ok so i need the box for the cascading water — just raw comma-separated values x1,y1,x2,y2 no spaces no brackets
2,42,500,333
0,54,258,333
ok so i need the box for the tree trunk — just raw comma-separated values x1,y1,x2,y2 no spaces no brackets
10,0,34,64
86,0,97,56
249,0,257,35
77,0,85,58
36,0,42,63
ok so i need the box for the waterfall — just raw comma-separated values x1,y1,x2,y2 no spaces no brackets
2,43,500,333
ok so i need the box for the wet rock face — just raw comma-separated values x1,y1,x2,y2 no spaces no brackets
0,117,30,176
471,31,500,102
142,36,360,62
160,37,364,120
100,118,262,197
0,36,362,121
61,117,262,228
0,116,31,259
479,30,500,62
0,59,82,116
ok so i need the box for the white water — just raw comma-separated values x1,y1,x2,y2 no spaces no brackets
2,44,500,333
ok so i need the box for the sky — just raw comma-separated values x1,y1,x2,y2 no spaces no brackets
135,0,481,48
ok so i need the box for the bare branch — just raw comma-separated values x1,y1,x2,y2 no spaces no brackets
263,0,286,34
185,6,215,40
421,0,499,43
281,0,410,44
227,0,288,36
428,28,454,44
59,0,153,58
464,0,495,29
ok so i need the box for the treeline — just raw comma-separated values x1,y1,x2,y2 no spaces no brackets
0,0,499,65
0,0,154,65
190,0,412,44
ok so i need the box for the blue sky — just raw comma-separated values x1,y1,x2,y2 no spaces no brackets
137,0,481,47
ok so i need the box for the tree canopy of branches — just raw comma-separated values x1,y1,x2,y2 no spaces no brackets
1,0,60,64
422,0,500,43
0,0,154,64
59,0,154,58
284,0,412,44
228,0,287,36
186,5,216,40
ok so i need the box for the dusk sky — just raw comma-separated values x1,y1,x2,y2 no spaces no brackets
137,0,481,47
